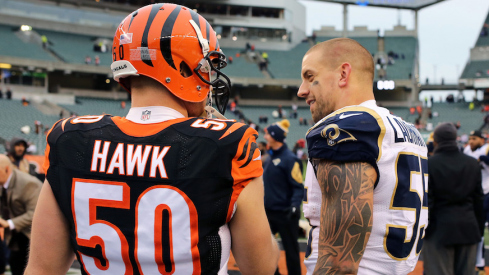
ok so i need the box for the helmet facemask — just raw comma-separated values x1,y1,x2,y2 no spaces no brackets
189,19,231,116
194,51,231,115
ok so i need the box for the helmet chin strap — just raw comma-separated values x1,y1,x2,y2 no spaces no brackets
190,19,227,120
200,90,227,119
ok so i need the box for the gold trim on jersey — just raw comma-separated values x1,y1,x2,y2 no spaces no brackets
383,151,428,261
306,106,386,162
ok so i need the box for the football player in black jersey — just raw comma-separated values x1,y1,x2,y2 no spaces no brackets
25,4,279,275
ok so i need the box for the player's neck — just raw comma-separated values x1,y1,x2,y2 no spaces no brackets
335,87,375,110
131,88,188,117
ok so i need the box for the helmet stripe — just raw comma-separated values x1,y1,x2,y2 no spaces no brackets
141,3,164,67
205,21,210,41
160,5,182,70
128,10,138,30
189,9,200,30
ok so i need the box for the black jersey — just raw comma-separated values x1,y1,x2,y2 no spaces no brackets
43,114,262,275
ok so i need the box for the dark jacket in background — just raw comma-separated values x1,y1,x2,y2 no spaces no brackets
426,146,484,245
263,144,304,211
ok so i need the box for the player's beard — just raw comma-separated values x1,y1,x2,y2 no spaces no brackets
311,97,333,124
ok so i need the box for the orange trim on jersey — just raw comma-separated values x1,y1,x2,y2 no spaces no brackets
134,185,201,275
61,118,70,131
219,122,246,140
226,127,263,222
71,178,133,275
111,117,190,137
42,118,65,175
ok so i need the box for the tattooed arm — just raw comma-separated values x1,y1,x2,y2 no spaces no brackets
313,159,376,275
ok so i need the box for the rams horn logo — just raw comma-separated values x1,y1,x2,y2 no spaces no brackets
320,124,357,146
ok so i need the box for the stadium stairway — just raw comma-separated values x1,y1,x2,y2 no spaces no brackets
0,25,56,62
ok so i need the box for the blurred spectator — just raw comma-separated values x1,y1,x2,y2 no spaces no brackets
416,105,422,115
263,119,303,275
298,117,308,126
446,94,455,103
228,56,233,64
262,51,268,64
41,35,48,49
292,139,306,159
0,155,42,275
95,55,100,66
311,32,316,44
85,56,92,64
259,115,268,124
470,102,475,111
454,121,461,130
6,138,36,176
431,96,434,105
34,121,42,134
409,107,415,115
277,105,283,118
248,120,256,130
464,130,489,273
0,89,3,99
290,104,298,119
424,123,484,275
121,101,126,109
258,141,269,167
6,89,11,100
21,98,29,106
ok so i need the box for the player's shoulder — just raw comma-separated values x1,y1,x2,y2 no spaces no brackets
306,105,384,147
305,105,386,166
46,115,114,143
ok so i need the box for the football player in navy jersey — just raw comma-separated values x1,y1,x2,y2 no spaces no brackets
25,4,279,275
299,38,427,274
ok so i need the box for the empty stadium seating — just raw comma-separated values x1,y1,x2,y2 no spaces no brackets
475,12,489,47
221,48,266,78
0,99,59,154
423,102,485,135
461,60,489,79
59,98,131,117
384,37,416,80
36,29,112,66
0,25,56,61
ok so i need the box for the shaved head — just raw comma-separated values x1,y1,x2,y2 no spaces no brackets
298,38,376,122
0,155,12,169
0,155,13,185
307,38,375,83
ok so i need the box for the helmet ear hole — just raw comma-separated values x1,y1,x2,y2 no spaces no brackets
180,61,193,78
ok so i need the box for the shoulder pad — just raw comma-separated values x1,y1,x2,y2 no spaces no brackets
306,107,386,166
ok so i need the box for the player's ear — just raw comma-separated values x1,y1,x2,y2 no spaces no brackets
338,62,352,88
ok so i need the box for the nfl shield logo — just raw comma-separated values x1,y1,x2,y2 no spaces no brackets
141,110,151,121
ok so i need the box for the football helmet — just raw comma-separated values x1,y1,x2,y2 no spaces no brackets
111,3,231,115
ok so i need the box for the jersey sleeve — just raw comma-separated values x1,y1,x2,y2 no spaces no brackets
226,125,263,221
306,109,384,170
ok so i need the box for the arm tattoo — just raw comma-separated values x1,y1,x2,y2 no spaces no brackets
312,160,376,275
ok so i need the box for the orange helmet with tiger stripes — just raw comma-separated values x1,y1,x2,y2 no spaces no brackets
111,3,231,114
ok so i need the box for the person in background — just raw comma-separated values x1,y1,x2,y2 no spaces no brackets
425,123,484,275
258,141,269,168
0,155,42,275
463,130,489,274
7,138,35,176
263,119,304,275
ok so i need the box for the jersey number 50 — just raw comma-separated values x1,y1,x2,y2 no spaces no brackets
384,153,428,260
72,178,200,274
